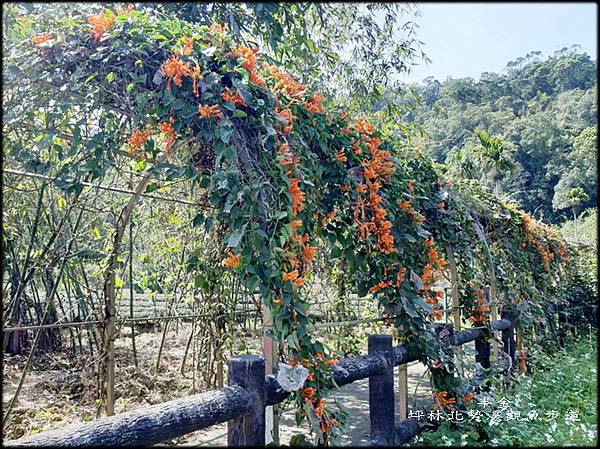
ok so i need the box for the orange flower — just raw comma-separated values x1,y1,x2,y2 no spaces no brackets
263,63,306,99
303,93,325,114
434,391,456,410
189,64,204,96
368,280,392,294
398,200,412,210
300,358,312,368
354,119,375,135
228,45,258,69
282,270,299,282
289,178,305,215
433,309,443,320
324,359,336,366
157,117,176,152
464,393,475,405
290,220,303,230
181,36,194,55
421,263,433,287
161,53,192,91
249,69,265,85
302,387,315,399
273,297,284,305
198,104,223,119
223,251,241,269
335,149,347,163
396,267,407,287
438,201,445,209
33,33,53,47
220,88,246,106
128,127,152,152
301,245,316,263
88,11,115,41
293,277,305,287
407,179,416,194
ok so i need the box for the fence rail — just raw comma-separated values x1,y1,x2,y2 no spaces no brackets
6,316,516,447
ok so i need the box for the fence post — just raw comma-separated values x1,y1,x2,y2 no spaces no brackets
227,355,265,447
475,336,491,369
368,334,395,446
500,309,516,373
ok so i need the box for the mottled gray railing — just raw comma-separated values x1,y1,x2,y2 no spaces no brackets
6,317,516,447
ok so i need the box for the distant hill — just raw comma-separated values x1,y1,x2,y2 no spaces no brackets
406,48,597,223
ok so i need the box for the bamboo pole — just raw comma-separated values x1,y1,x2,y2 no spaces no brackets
128,217,138,367
395,326,408,421
262,304,279,445
445,244,464,373
2,206,84,428
470,212,499,361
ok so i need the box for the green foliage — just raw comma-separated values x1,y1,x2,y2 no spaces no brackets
558,208,597,281
415,334,597,446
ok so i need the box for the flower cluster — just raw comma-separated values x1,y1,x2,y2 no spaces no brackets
303,93,325,114
161,53,192,91
263,63,306,100
220,88,246,107
88,11,115,41
198,104,223,119
351,121,397,255
275,107,297,136
33,33,54,47
128,127,152,157
223,251,241,269
228,44,265,86
434,390,457,411
469,289,490,325
522,213,556,271
157,117,176,153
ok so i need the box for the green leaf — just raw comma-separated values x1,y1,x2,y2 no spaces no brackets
220,125,234,144
227,225,246,248
192,213,204,227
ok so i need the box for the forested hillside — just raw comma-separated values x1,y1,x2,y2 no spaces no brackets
408,48,597,224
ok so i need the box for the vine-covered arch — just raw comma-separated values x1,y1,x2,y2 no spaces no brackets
4,6,577,442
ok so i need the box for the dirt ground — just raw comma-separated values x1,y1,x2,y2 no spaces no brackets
2,325,472,446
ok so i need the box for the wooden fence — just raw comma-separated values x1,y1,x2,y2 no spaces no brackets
6,313,516,447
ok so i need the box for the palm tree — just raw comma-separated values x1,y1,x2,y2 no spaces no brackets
565,187,590,240
473,130,516,193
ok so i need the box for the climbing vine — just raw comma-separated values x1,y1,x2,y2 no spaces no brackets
4,5,578,443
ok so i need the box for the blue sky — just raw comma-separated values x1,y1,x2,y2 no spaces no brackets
399,2,598,83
